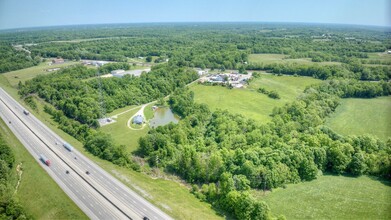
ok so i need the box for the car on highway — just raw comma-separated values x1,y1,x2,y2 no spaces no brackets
86,171,90,175
66,170,69,174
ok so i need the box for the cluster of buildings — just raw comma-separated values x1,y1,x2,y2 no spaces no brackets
200,72,252,88
81,60,109,67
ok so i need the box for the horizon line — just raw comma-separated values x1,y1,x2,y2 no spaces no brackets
1,20,390,32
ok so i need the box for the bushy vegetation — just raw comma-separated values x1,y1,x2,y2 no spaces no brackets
18,64,198,169
247,61,391,80
1,23,389,71
137,80,391,219
0,132,31,219
19,64,198,126
0,43,39,73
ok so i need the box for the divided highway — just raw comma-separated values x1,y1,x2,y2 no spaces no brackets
0,87,172,220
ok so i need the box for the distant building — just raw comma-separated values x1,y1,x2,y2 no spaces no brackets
52,58,64,64
111,69,125,75
133,115,143,124
112,69,151,78
197,70,208,76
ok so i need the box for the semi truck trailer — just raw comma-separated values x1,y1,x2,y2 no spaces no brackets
63,142,73,151
40,154,51,166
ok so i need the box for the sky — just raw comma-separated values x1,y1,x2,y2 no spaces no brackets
0,0,390,30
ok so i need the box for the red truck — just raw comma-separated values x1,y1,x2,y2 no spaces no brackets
40,154,51,166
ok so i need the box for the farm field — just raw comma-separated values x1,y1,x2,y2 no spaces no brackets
0,119,87,220
325,96,391,140
191,73,321,123
253,175,391,219
248,53,341,65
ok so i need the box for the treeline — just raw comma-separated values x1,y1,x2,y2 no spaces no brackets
19,64,198,126
1,23,389,73
0,131,31,219
0,43,39,73
257,87,280,99
247,62,391,80
137,81,391,219
98,62,131,74
2,23,387,70
19,64,198,170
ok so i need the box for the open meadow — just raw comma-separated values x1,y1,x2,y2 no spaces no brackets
325,96,391,141
248,53,341,65
191,73,321,123
253,175,391,219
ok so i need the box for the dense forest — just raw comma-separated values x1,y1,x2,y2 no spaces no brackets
0,43,40,73
1,23,390,74
19,64,198,126
19,64,198,168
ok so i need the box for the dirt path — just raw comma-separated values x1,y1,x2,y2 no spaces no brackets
14,163,23,195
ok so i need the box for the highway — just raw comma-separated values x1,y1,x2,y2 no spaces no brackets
0,87,173,220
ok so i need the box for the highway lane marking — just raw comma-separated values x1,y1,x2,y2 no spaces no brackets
2,94,171,220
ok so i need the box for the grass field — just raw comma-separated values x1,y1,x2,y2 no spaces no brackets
248,53,341,65
191,73,321,123
0,119,87,220
362,52,391,64
0,79,221,220
325,97,391,141
2,61,79,87
100,106,148,153
253,175,391,219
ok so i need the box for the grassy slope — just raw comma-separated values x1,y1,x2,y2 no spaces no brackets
325,97,391,141
0,69,222,220
0,119,87,220
191,73,321,123
253,175,391,219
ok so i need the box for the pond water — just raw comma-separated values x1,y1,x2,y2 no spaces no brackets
149,107,179,128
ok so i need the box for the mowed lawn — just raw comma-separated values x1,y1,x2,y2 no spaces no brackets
325,96,391,141
0,119,87,220
253,175,391,219
99,106,149,153
191,73,321,123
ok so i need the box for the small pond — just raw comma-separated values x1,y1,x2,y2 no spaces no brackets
149,107,179,128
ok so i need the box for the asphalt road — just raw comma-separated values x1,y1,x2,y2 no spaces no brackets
0,87,173,220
